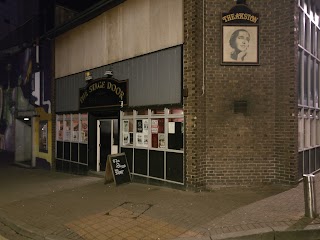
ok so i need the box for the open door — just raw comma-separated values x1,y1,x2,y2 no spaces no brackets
97,119,118,171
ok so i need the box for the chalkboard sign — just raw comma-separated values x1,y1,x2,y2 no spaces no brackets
104,153,131,186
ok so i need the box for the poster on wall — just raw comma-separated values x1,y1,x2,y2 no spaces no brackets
123,120,129,132
143,134,148,147
137,120,143,133
81,122,88,143
136,133,144,147
151,120,158,133
57,120,63,141
143,119,148,134
72,115,79,142
80,114,88,143
158,133,165,148
64,120,71,141
123,132,130,145
168,122,175,134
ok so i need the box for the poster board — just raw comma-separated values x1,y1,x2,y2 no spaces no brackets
104,153,131,186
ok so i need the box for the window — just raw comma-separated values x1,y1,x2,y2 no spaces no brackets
298,50,302,104
303,54,308,106
55,113,88,173
298,1,320,176
120,108,184,184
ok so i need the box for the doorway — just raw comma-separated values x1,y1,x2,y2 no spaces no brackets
97,119,119,171
15,118,33,167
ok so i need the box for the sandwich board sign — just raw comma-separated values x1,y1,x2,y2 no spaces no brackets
104,153,131,186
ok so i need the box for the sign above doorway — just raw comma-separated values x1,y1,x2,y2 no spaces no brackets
79,77,128,110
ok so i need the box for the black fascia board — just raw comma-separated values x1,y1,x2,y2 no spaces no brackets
42,0,126,40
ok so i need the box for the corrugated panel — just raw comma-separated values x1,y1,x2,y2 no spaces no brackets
56,72,85,112
55,46,182,112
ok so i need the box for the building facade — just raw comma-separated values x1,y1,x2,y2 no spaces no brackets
184,0,299,189
0,0,54,168
298,0,320,180
52,0,320,190
53,0,184,186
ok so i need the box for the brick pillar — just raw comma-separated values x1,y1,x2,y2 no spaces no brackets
184,0,299,189
273,0,299,184
184,0,206,190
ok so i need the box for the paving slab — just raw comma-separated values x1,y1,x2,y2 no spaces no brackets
0,166,320,240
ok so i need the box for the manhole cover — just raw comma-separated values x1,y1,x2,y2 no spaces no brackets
106,202,152,218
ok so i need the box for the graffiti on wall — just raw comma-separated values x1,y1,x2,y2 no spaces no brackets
0,43,52,152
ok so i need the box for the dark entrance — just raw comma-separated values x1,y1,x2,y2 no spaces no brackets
88,112,119,172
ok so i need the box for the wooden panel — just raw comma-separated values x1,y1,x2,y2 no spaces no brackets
122,0,150,58
55,0,183,78
149,0,169,49
83,17,105,70
105,7,121,63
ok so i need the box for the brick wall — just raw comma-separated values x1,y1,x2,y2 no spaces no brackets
274,0,299,184
184,0,298,189
184,0,204,189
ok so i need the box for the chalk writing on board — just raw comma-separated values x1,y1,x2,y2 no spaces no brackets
113,158,126,175
105,153,131,185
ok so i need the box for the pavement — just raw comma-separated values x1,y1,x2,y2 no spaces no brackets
0,161,320,239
